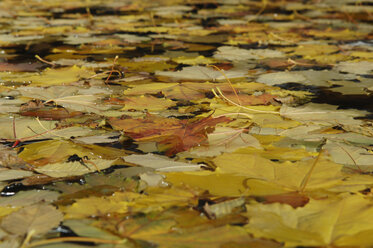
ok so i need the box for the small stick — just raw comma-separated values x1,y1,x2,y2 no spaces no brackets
105,55,119,84
208,64,241,106
35,55,56,66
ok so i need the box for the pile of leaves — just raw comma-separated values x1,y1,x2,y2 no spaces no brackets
0,0,372,247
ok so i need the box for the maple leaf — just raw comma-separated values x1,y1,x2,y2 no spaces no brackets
108,114,230,155
1,204,63,236
245,194,373,247
20,107,83,120
1,0,373,247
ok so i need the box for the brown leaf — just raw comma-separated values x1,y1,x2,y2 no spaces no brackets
224,93,277,106
0,62,43,72
109,114,230,155
21,174,82,186
257,192,309,208
20,107,83,120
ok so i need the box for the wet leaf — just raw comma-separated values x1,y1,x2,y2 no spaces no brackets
0,0,373,246
124,153,201,172
245,194,373,247
109,115,230,155
213,153,343,192
1,204,63,236
0,190,60,207
0,168,33,181
35,158,115,177
156,66,246,81
0,65,94,86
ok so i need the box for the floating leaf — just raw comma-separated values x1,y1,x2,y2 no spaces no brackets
35,159,115,177
213,152,343,192
0,168,33,181
1,204,63,236
156,66,246,81
124,153,201,172
245,194,373,247
0,190,60,207
0,65,94,86
109,115,230,155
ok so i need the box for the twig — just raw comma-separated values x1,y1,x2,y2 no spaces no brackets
21,229,35,248
105,55,119,84
208,64,241,106
35,55,56,66
35,117,66,139
12,116,16,139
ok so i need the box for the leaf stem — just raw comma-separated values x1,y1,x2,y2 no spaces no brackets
299,139,326,192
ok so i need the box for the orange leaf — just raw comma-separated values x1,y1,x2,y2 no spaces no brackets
20,108,83,120
108,115,230,155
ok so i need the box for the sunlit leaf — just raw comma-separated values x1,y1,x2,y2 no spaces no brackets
35,158,115,177
245,194,373,247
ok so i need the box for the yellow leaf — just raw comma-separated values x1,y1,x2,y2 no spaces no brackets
0,65,94,86
34,158,115,177
130,186,201,213
19,140,94,166
1,204,63,236
288,44,339,57
164,171,248,196
62,192,141,219
19,140,126,166
245,194,373,247
0,117,57,140
306,28,364,40
119,57,175,72
213,153,343,192
0,206,19,218
234,145,317,161
188,127,262,157
121,95,176,112
119,217,177,240
172,55,216,65
142,225,251,248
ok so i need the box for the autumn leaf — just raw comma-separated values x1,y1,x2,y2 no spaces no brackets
120,219,251,248
0,65,95,86
0,0,373,247
164,171,248,197
1,204,63,236
61,194,131,219
213,153,344,193
35,158,115,177
108,114,230,155
123,153,201,172
20,107,83,120
245,194,373,247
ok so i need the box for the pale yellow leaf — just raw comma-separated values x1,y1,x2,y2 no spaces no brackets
1,204,63,236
